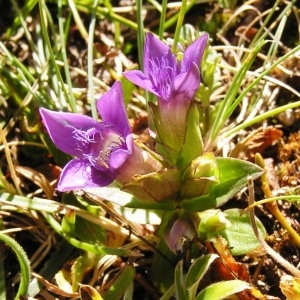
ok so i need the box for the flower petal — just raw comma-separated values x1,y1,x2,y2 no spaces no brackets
40,108,100,157
96,81,131,137
122,70,159,96
182,33,209,72
109,134,133,169
143,33,171,75
58,158,113,191
171,63,200,101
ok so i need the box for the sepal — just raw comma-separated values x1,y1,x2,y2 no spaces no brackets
121,168,180,204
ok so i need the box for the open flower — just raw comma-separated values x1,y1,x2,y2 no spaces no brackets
40,81,133,191
123,32,208,103
123,33,208,162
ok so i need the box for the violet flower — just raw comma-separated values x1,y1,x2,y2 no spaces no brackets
123,32,208,159
40,81,133,191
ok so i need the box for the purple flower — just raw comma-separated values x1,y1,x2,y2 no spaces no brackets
123,32,208,103
123,33,208,160
40,81,133,191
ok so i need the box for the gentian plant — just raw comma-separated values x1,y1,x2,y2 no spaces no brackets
40,30,265,249
39,30,266,299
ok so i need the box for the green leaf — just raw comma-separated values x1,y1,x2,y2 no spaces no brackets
74,216,107,245
195,280,250,300
186,254,219,299
175,260,189,300
0,233,31,299
71,256,87,292
219,208,266,256
103,265,135,300
181,157,263,212
0,254,6,300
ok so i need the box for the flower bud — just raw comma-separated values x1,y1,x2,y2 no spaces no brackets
164,212,199,253
180,152,219,199
198,209,231,240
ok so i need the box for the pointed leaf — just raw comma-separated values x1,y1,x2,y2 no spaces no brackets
195,280,250,300
219,208,266,256
61,208,76,235
186,254,219,299
175,260,189,300
103,265,135,300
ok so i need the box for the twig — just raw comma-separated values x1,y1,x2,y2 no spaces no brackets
247,176,300,277
255,153,300,247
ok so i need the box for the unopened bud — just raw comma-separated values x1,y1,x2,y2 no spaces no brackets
181,152,219,198
198,209,231,240
164,212,199,253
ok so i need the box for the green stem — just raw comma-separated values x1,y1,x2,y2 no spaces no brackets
172,0,187,52
39,0,76,111
164,0,195,32
136,0,145,71
58,0,76,111
0,233,31,299
249,0,294,48
68,0,89,42
206,39,266,148
225,100,300,137
159,0,168,40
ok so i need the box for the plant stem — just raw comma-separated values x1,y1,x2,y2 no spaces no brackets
58,0,76,111
136,0,145,71
159,0,168,40
255,154,300,248
172,0,187,52
247,176,300,277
